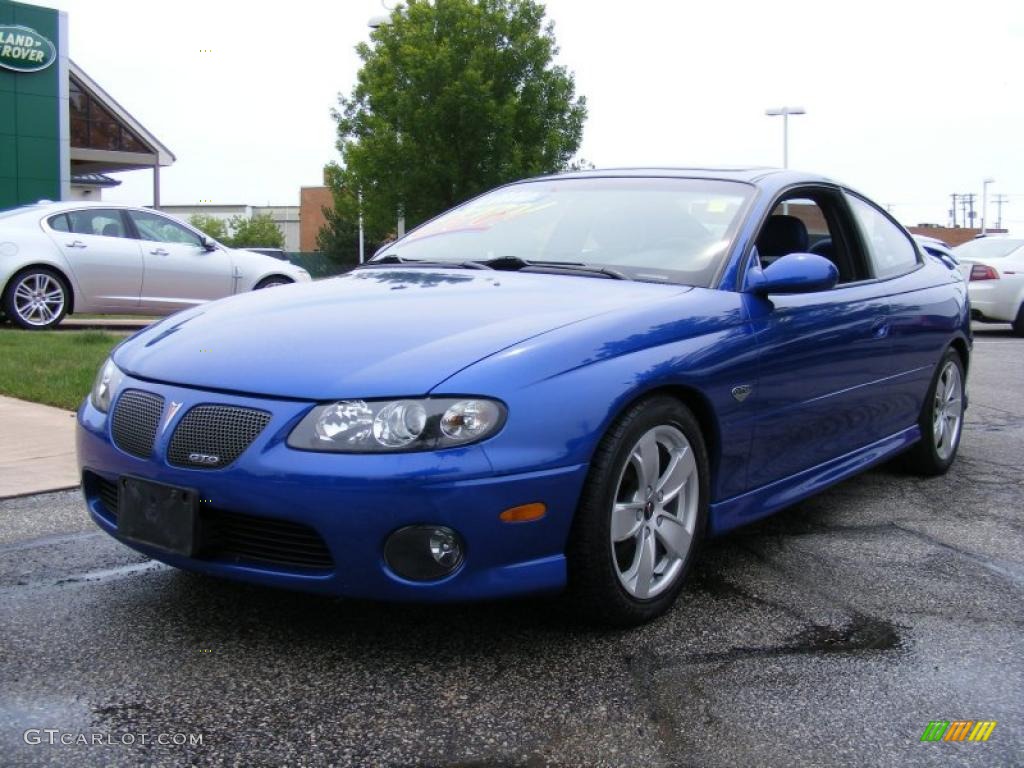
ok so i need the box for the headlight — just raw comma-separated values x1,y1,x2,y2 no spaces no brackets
287,398,505,453
90,357,125,413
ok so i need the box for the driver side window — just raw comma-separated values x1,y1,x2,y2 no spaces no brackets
127,210,202,246
754,189,870,284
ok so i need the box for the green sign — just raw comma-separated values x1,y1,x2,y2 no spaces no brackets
0,24,55,73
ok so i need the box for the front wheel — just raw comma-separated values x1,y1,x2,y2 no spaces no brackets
903,348,965,475
567,396,709,626
2,268,70,330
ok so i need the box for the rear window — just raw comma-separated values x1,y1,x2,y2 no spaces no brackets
953,238,1024,260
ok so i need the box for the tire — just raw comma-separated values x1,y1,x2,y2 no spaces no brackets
1012,303,1024,337
2,267,70,330
254,276,292,290
902,348,965,475
566,395,709,627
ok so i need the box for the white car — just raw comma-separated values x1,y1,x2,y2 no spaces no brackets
0,201,311,329
954,236,1024,335
913,234,958,266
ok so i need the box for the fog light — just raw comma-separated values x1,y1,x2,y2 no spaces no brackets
384,525,464,581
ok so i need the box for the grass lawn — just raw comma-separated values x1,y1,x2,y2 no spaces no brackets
0,329,122,410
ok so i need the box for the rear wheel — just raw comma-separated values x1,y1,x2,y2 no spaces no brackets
567,396,708,626
254,276,292,290
903,348,965,475
1012,303,1024,337
2,268,70,330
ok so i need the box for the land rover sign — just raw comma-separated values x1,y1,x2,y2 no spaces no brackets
0,25,56,73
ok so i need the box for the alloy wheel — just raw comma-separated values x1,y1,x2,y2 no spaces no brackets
933,360,963,461
610,424,699,599
12,273,65,327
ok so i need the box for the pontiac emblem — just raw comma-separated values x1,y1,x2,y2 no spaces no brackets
162,401,183,433
731,384,753,403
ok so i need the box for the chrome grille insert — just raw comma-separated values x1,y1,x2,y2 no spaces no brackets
167,405,271,469
110,389,165,459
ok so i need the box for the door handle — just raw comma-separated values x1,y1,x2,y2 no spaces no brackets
870,318,890,339
150,248,170,256
65,240,87,248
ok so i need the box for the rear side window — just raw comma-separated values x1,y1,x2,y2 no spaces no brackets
48,213,70,232
845,193,919,279
66,209,129,238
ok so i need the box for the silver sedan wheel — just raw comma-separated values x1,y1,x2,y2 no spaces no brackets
933,360,963,461
12,273,65,327
610,424,699,599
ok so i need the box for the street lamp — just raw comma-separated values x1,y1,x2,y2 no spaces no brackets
981,177,995,235
764,106,806,168
361,1,403,261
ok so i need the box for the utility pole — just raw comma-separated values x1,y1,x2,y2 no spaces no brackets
966,193,977,229
960,195,971,230
950,193,959,227
992,194,1009,230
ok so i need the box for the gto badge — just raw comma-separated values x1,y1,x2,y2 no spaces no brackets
188,453,220,466
731,384,753,402
162,401,183,433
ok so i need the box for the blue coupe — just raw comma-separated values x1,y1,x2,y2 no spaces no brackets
77,168,970,625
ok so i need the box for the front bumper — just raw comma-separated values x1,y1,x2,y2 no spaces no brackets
76,378,588,601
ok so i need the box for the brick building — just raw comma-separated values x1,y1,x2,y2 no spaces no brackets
906,225,1006,247
299,185,332,252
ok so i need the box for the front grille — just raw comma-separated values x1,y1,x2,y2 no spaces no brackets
203,511,334,570
95,474,119,518
85,472,333,572
110,390,165,458
167,405,271,470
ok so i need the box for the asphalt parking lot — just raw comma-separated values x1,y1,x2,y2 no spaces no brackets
1,326,1021,768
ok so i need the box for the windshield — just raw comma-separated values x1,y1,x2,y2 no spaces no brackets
378,177,754,286
953,238,1024,260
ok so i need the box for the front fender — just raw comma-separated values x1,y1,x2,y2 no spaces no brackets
435,289,760,502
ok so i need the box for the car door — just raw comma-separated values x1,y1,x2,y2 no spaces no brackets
46,209,143,311
845,191,956,432
744,187,896,489
126,210,234,312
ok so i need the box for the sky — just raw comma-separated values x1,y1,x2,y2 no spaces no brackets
38,0,1024,230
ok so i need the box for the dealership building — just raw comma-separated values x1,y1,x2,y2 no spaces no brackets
1,0,174,210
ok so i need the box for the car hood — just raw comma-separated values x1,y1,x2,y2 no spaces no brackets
114,268,689,399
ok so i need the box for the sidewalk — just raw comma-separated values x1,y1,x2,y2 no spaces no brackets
0,395,79,498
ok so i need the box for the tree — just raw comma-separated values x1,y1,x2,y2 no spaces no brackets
326,0,587,249
188,214,229,243
228,214,285,249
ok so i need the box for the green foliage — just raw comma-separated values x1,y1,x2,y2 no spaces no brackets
328,0,587,245
188,214,229,242
227,214,285,249
0,329,121,410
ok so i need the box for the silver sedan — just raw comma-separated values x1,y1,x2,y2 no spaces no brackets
0,202,311,329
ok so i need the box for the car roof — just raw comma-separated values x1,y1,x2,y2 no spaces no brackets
529,166,841,187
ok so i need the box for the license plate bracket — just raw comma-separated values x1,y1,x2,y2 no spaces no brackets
117,476,199,557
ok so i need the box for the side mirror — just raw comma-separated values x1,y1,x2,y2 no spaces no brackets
744,252,839,295
200,236,217,252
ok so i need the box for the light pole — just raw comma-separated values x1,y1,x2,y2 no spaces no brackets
764,106,806,168
361,1,401,260
981,177,995,235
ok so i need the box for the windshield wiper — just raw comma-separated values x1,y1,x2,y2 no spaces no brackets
479,256,627,280
362,254,627,280
358,254,493,270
